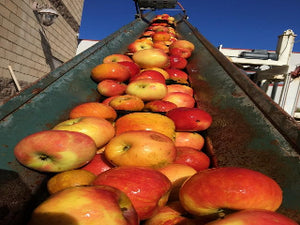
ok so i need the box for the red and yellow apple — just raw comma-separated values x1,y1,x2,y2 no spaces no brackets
169,47,192,59
102,53,133,63
130,70,166,84
118,61,140,78
141,67,170,79
168,55,188,69
93,166,172,220
14,130,97,172
126,79,168,101
144,100,177,112
109,94,144,111
28,185,139,225
104,130,176,168
97,79,127,97
175,131,205,150
52,116,115,148
132,49,170,69
91,62,131,82
162,92,195,108
179,167,283,216
167,84,193,96
115,112,176,140
165,68,189,81
205,209,299,225
169,40,195,52
81,153,114,175
69,102,117,121
128,39,153,53
166,107,212,131
152,41,169,53
152,31,171,42
174,147,210,171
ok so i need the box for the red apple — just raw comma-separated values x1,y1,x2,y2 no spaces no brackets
166,107,212,131
126,79,168,101
152,31,171,42
162,92,195,108
93,166,172,220
81,152,114,175
205,209,299,225
52,116,115,148
169,40,195,52
169,47,192,58
130,70,166,84
91,62,131,82
28,185,139,225
118,61,140,78
141,68,170,79
144,201,197,225
132,49,170,69
179,167,283,216
109,94,144,111
175,131,205,150
144,100,177,112
128,40,153,53
104,130,176,168
158,163,197,202
114,112,176,141
168,55,188,69
14,130,97,172
165,68,189,81
167,84,193,96
102,53,133,63
69,102,117,121
174,147,210,171
97,79,127,97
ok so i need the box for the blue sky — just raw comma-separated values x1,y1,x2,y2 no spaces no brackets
79,0,300,52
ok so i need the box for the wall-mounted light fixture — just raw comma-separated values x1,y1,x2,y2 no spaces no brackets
32,1,59,26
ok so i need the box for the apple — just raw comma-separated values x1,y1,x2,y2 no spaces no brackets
141,67,170,79
28,185,139,225
118,61,140,78
150,26,169,33
132,49,170,69
126,79,168,101
144,100,177,113
144,201,197,225
167,84,193,96
130,70,166,83
162,92,195,108
104,130,176,168
115,112,176,140
102,53,133,63
174,147,210,171
175,131,205,150
169,47,192,58
52,117,115,148
101,95,119,105
152,31,171,42
165,68,189,81
93,166,172,220
168,55,188,69
91,62,131,82
14,130,97,172
205,209,299,225
128,40,153,53
69,102,117,121
169,40,195,52
152,41,169,53
97,79,127,97
143,30,155,37
166,107,212,131
158,163,197,202
179,167,283,216
109,94,144,111
81,152,114,175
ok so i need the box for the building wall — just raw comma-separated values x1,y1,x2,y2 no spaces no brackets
0,0,84,104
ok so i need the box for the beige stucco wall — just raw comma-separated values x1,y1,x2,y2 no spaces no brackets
0,0,84,104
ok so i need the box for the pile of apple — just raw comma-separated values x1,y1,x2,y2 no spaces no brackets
14,14,298,225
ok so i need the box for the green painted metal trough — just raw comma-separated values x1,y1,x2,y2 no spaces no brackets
1,12,299,224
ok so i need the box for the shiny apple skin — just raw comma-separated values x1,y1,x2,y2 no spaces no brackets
179,167,283,216
206,209,298,225
81,153,114,176
144,100,177,113
28,185,139,225
97,79,127,97
168,55,188,69
118,61,141,78
166,107,212,131
167,84,194,96
91,62,131,82
130,70,166,84
102,53,133,63
132,48,170,69
14,130,97,172
109,94,145,111
93,166,172,220
104,130,177,168
169,40,195,52
162,92,195,108
175,131,205,150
